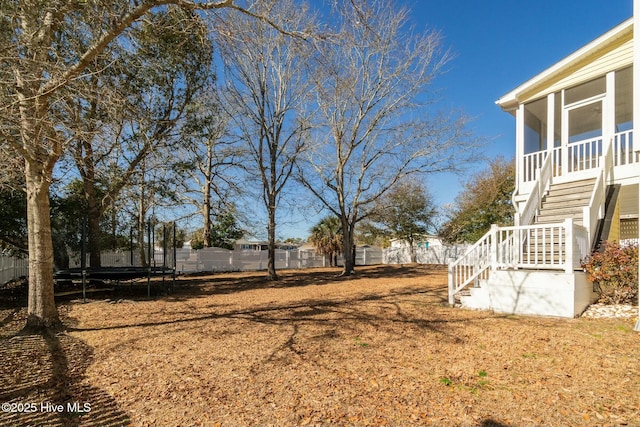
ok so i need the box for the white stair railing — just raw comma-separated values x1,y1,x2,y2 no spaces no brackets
447,227,494,305
447,220,591,304
519,149,554,226
583,137,613,248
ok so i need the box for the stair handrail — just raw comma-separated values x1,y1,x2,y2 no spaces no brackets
519,150,553,226
447,227,494,305
583,137,613,248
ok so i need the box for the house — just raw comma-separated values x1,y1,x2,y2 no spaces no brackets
389,234,443,250
448,13,639,317
234,238,301,251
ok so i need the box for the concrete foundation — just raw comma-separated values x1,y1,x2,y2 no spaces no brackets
460,270,598,318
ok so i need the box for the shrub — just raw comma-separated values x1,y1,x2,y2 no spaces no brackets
190,234,204,250
582,241,638,305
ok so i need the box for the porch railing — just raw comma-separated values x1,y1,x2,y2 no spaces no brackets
613,129,636,166
519,148,553,226
522,150,546,182
448,219,590,304
521,130,635,183
568,137,603,174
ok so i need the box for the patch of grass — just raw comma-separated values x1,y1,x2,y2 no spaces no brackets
523,353,537,359
354,337,369,348
478,370,487,378
440,377,453,386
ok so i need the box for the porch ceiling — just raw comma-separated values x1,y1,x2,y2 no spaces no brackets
496,18,633,112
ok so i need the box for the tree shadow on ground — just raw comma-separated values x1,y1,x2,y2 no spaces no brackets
0,329,130,427
1,264,445,308
168,264,447,301
479,418,511,427
66,281,491,354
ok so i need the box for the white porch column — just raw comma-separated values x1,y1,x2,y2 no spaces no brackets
561,91,569,177
547,92,555,156
634,0,640,332
514,105,525,226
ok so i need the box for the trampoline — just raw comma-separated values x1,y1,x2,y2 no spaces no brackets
54,266,175,282
53,220,177,301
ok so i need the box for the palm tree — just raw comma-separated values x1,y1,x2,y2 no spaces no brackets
309,216,343,267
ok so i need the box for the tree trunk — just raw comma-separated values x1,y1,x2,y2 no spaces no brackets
25,160,60,329
137,206,147,267
202,181,212,247
202,145,213,247
266,200,278,281
408,236,416,264
137,180,147,267
341,220,355,276
84,180,102,268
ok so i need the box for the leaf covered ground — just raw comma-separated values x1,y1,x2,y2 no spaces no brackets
1,265,639,426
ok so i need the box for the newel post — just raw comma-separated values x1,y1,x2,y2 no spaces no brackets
447,264,454,306
490,224,499,270
564,218,574,274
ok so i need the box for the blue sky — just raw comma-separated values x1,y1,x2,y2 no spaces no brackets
264,1,634,240
409,0,632,208
281,1,632,239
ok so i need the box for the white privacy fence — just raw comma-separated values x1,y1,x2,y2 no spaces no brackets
0,246,385,284
383,245,470,265
175,246,383,273
0,255,29,284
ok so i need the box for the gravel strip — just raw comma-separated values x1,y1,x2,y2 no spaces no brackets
581,303,638,319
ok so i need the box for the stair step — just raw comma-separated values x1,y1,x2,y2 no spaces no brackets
522,254,564,264
538,209,582,221
544,187,593,199
536,213,583,222
541,198,590,209
522,242,565,253
548,178,596,191
537,208,583,217
543,190,592,201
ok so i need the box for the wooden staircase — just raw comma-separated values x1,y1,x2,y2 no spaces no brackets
535,178,596,226
519,179,596,265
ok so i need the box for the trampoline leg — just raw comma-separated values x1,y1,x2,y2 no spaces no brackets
82,270,86,303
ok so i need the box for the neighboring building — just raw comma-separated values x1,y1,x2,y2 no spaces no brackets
234,239,302,251
449,15,639,317
389,235,443,250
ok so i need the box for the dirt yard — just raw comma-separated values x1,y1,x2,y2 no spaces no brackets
1,264,639,427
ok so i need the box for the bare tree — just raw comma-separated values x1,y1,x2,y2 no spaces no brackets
175,84,243,248
298,0,479,275
0,0,302,329
213,0,315,280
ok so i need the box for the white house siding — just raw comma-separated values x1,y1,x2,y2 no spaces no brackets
620,184,640,218
522,37,633,104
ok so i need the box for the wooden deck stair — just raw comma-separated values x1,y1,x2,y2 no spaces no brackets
520,178,595,264
534,178,596,226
